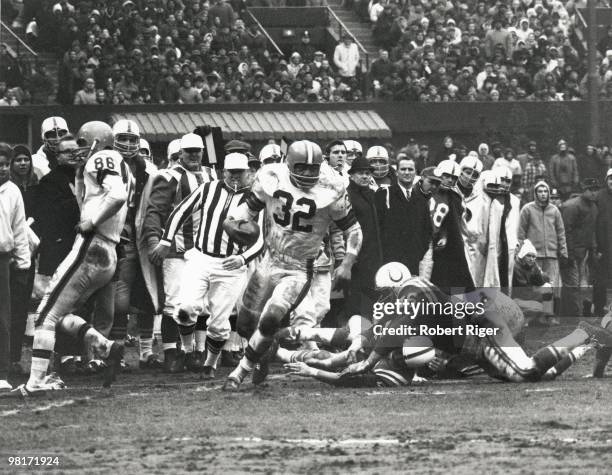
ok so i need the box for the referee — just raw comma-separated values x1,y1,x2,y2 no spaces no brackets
156,153,264,379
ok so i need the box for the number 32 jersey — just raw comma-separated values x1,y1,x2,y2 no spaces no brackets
248,163,355,266
81,150,132,244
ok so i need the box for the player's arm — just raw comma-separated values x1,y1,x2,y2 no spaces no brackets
228,178,266,222
285,362,378,387
330,192,362,288
237,211,265,265
159,182,207,248
340,349,385,376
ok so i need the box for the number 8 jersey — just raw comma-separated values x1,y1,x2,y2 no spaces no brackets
248,163,355,266
80,149,132,243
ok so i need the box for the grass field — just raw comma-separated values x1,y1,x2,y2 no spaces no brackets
2,318,612,474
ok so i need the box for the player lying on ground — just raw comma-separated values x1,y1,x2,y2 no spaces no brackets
340,277,608,383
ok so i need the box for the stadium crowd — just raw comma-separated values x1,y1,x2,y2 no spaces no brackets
1,115,612,395
3,0,612,104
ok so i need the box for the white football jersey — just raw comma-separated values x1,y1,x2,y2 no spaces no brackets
81,150,132,243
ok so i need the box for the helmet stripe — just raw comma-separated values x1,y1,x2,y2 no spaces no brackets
306,141,313,164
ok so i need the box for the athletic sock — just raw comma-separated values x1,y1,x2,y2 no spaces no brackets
204,336,226,369
542,344,595,380
195,315,207,352
138,314,154,360
29,327,55,386
161,313,179,352
179,324,195,354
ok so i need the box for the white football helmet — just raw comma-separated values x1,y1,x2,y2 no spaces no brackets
41,116,69,153
167,139,181,162
481,170,504,195
434,159,461,189
493,165,512,193
259,143,281,164
366,145,390,178
112,119,140,158
344,140,363,154
459,155,483,187
375,262,412,290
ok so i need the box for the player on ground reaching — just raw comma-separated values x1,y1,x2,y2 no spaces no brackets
341,277,611,383
15,123,129,396
222,140,363,391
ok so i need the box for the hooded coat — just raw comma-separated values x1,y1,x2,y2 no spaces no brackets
518,181,568,259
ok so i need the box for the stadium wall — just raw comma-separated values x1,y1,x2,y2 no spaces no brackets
0,101,609,155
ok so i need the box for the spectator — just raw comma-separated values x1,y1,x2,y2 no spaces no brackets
377,156,431,275
512,239,553,326
518,180,568,316
346,156,383,320
593,169,612,318
0,88,20,106
478,143,495,171
9,145,38,375
73,78,97,105
0,142,30,392
484,18,512,60
521,145,547,205
333,33,360,80
579,144,605,183
178,77,202,104
295,30,316,64
414,144,431,173
549,139,579,200
434,136,454,166
27,63,54,105
560,178,598,318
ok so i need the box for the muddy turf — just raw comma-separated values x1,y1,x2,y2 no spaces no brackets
2,317,612,474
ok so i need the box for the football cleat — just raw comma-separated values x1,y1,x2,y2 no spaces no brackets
0,379,13,392
168,350,187,374
580,321,612,348
103,341,125,388
185,351,205,373
12,384,48,398
139,354,164,370
221,376,241,392
202,366,215,380
252,340,279,385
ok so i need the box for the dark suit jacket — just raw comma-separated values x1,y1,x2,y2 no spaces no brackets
376,181,432,275
32,166,80,275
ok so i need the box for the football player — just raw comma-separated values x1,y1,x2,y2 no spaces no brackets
222,140,363,391
342,278,610,383
343,139,362,172
154,152,264,378
366,145,396,190
259,143,282,166
32,116,69,179
16,123,128,395
429,159,474,293
111,119,163,369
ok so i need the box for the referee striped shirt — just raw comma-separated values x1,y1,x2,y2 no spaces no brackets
160,181,264,263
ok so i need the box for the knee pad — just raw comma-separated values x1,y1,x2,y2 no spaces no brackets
259,303,286,337
236,307,259,339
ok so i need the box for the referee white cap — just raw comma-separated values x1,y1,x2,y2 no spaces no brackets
180,133,204,150
225,152,249,170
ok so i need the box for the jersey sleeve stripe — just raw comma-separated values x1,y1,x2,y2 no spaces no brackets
334,210,357,231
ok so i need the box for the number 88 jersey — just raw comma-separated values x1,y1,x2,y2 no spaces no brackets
81,149,132,243
254,163,351,265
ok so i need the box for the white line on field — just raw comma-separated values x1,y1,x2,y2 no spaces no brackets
0,397,90,418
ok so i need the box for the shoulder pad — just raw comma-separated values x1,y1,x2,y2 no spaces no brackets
257,163,284,196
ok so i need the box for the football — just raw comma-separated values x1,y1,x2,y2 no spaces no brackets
402,336,435,368
222,217,260,247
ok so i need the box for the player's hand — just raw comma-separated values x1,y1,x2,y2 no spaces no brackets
284,362,315,377
346,338,364,364
332,261,351,290
75,219,95,235
149,243,170,266
428,355,449,372
222,255,244,271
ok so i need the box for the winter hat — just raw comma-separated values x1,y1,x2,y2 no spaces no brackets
518,239,537,259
